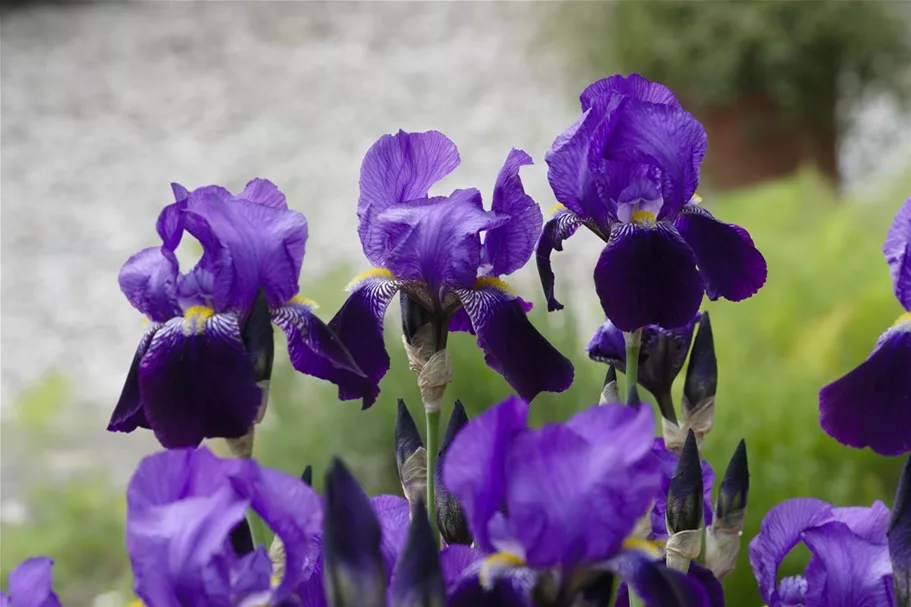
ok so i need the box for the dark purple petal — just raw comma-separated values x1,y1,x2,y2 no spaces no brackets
440,548,533,607
594,223,704,331
108,325,158,433
580,73,682,111
272,299,368,395
182,191,308,311
118,246,180,322
137,313,262,448
238,178,287,209
454,280,573,401
483,149,543,277
534,207,583,311
748,498,833,605
507,405,659,568
819,326,911,455
444,396,529,553
674,205,767,302
802,522,892,607
358,130,461,266
602,100,707,219
377,189,504,291
389,499,446,607
5,557,61,607
440,545,485,589
327,270,402,408
614,554,711,607
885,197,911,310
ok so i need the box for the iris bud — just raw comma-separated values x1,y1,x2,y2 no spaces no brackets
301,464,313,487
391,498,446,607
705,439,749,580
435,400,472,545
396,399,427,507
682,311,717,417
599,365,620,405
665,430,704,573
323,458,386,607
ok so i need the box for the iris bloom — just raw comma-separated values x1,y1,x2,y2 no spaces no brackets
0,557,61,607
329,130,574,404
819,196,911,455
749,498,894,607
537,73,766,331
109,180,365,448
441,396,710,604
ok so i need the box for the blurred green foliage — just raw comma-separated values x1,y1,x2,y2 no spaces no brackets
560,1,910,119
3,171,910,604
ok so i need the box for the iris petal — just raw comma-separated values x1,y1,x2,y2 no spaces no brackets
272,300,368,399
674,205,767,302
535,207,583,312
613,553,712,607
453,280,573,401
483,149,543,277
137,313,262,448
581,73,682,111
358,130,461,266
594,223,704,331
327,270,403,408
602,99,707,219
441,547,533,607
444,396,529,554
237,177,288,209
6,557,61,607
819,326,911,455
884,196,911,310
748,498,833,605
118,247,180,322
801,522,892,607
108,324,158,433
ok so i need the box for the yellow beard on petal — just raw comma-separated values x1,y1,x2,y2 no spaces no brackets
546,202,568,218
622,536,665,559
345,268,396,291
631,210,657,226
474,276,516,296
289,295,319,309
479,551,526,590
182,306,215,336
894,311,911,329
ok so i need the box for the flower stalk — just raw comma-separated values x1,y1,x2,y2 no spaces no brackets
623,329,642,405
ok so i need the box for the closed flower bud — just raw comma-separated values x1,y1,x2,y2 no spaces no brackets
435,400,472,545
683,311,717,416
705,439,748,580
391,498,446,607
242,289,275,389
323,458,386,607
301,464,313,487
667,430,704,535
599,365,620,405
715,439,749,521
396,399,427,507
401,292,434,346
889,456,911,607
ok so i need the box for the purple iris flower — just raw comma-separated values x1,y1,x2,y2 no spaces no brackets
819,196,911,455
749,498,894,607
538,73,767,331
125,446,324,607
109,180,365,448
649,438,715,543
0,557,61,607
329,130,574,404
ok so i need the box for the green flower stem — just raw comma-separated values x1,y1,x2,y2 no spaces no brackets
624,329,643,405
249,512,270,548
425,408,441,548
628,591,647,607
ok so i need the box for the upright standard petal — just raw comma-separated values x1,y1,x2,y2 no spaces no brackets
594,223,704,331
272,299,368,399
535,206,583,311
885,197,911,310
238,178,288,209
601,100,707,219
674,205,767,302
327,269,403,408
444,396,529,553
4,557,62,607
377,190,504,291
801,522,892,607
483,149,543,277
118,246,180,322
454,279,573,401
181,191,309,311
819,324,911,455
358,130,461,266
748,498,834,605
137,312,262,448
580,73,682,111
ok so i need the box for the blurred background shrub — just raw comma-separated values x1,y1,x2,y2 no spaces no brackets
4,171,910,604
558,1,911,187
